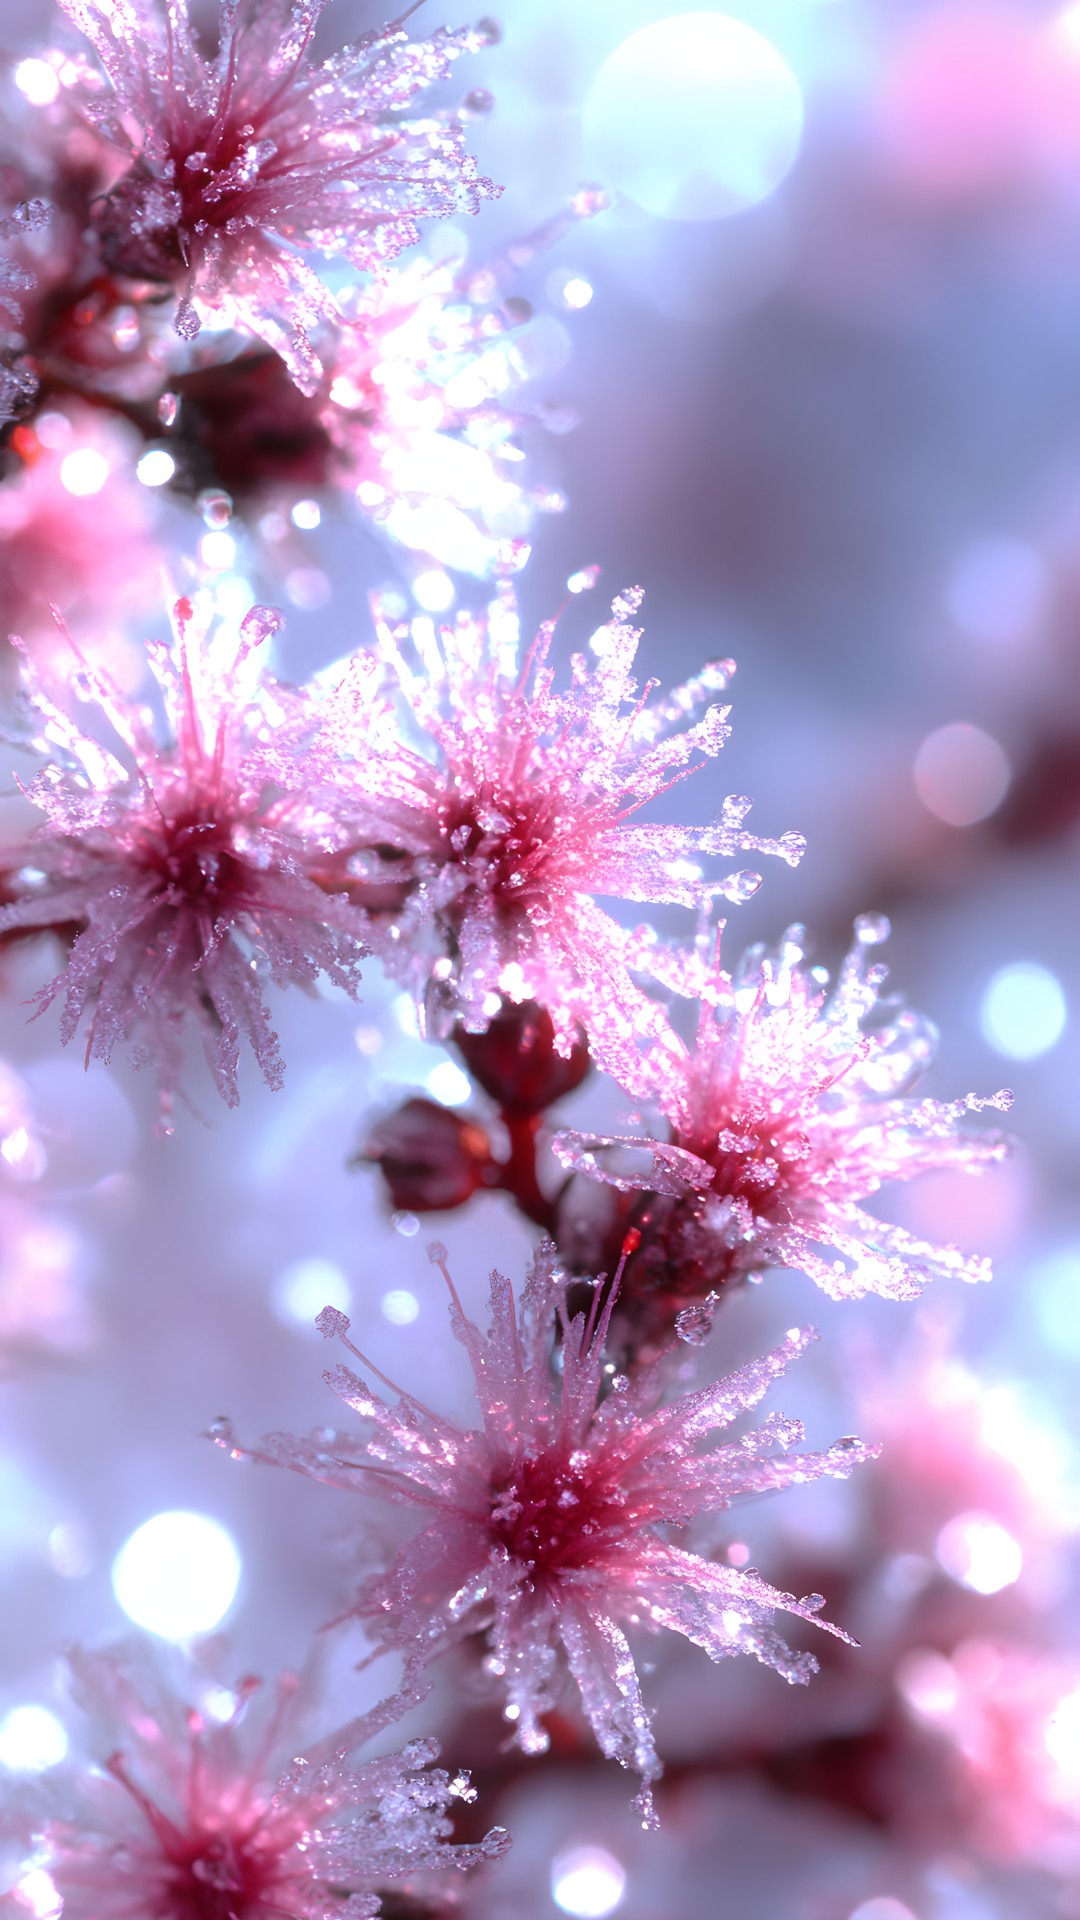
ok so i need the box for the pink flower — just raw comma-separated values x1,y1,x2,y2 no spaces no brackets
896,1638,1080,1866
28,1642,508,1920
53,0,500,390
0,596,371,1114
0,404,161,646
554,917,1012,1339
217,1244,872,1822
323,586,804,1096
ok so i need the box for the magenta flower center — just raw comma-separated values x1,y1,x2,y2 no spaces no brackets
490,1450,626,1584
134,806,247,911
161,1826,273,1920
703,1114,815,1222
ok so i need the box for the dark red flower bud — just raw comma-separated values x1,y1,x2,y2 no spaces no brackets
358,1097,493,1212
453,1000,590,1116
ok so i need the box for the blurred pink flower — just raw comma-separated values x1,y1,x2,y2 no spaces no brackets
26,1642,507,1920
218,1244,872,1822
0,597,371,1114
54,0,499,390
555,917,1011,1330
0,405,161,646
323,586,804,1096
896,1637,1080,1868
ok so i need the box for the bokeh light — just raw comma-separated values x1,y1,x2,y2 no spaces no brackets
935,1510,1023,1594
980,962,1067,1060
0,1705,68,1772
273,1256,351,1332
582,14,803,221
59,449,109,497
551,1844,627,1918
913,721,1010,825
111,1511,242,1639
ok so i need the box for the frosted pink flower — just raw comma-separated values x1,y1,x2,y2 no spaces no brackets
323,587,804,1095
0,596,371,1113
554,916,1012,1337
217,1244,872,1821
53,0,499,390
26,1642,507,1919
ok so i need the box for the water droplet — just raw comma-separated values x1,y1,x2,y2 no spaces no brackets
720,868,762,904
392,1211,420,1237
474,16,502,45
778,831,806,867
674,1292,720,1344
198,488,233,529
157,391,179,426
239,605,283,650
174,297,201,342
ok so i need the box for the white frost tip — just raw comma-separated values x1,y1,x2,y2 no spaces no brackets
427,1240,449,1265
854,911,890,946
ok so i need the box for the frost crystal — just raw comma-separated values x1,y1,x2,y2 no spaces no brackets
0,192,48,421
54,0,500,391
555,917,1012,1316
221,1245,872,1822
30,1642,508,1920
0,597,370,1111
323,586,804,1095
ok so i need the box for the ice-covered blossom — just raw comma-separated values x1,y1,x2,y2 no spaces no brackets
319,587,804,1095
554,916,1012,1332
52,0,499,390
0,596,372,1112
19,1641,507,1920
216,1244,873,1822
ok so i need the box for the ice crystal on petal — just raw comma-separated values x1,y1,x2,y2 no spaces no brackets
29,1642,507,1920
227,1246,872,1819
52,0,499,392
0,193,49,421
321,587,801,1097
0,596,371,1110
555,919,1013,1312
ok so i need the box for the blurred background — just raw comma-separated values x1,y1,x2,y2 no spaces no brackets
1,0,1079,1916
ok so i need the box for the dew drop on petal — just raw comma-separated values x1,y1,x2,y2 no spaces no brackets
674,1292,720,1344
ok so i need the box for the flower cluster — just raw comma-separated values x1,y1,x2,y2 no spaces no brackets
0,0,1027,1905
17,1642,507,1920
215,1243,875,1823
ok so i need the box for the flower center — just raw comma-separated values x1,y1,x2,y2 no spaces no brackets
162,1828,270,1920
137,809,246,911
490,1451,622,1583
